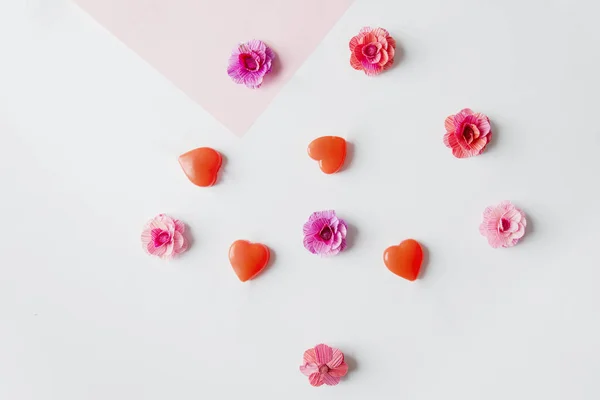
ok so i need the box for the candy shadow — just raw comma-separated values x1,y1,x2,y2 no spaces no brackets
418,242,430,280
216,153,227,185
340,141,354,173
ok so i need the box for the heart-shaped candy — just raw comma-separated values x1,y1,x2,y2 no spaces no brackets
228,240,270,282
178,147,222,187
307,136,347,174
383,239,423,281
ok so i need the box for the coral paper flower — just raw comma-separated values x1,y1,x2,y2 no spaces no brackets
141,214,188,259
303,210,348,256
227,40,275,89
349,27,396,76
443,108,492,158
300,344,349,387
480,201,527,248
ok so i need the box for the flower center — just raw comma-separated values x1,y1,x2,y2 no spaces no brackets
319,225,333,241
362,44,378,58
240,54,259,71
318,365,330,374
499,218,511,232
462,125,474,144
153,231,171,247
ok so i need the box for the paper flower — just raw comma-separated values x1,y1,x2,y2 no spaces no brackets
443,108,492,158
300,344,349,387
479,201,527,248
303,210,348,256
227,40,275,89
349,27,396,76
141,214,188,259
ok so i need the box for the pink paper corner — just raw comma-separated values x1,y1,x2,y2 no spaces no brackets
74,0,354,135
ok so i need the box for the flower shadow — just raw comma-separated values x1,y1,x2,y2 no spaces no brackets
264,52,282,84
344,222,358,253
484,119,500,154
344,353,359,379
390,35,405,71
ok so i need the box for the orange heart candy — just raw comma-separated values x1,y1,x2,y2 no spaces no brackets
228,240,270,282
383,239,423,281
307,136,347,174
178,147,222,187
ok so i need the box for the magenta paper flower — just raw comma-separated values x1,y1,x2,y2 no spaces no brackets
480,201,527,248
443,108,492,158
227,40,275,89
300,344,349,387
141,214,188,259
303,210,348,256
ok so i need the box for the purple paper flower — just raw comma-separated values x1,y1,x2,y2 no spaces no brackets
227,40,275,89
303,210,348,256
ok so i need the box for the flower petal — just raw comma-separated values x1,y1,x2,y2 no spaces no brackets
310,210,336,221
378,49,389,66
327,348,344,369
444,115,456,133
371,27,390,37
329,362,349,378
309,373,324,387
337,220,348,237
246,39,266,53
314,344,333,364
350,52,363,70
300,363,319,377
303,348,317,364
173,219,185,234
330,232,343,250
322,373,341,386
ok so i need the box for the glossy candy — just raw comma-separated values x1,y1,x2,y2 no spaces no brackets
307,136,347,174
228,240,270,282
383,239,423,281
178,147,222,187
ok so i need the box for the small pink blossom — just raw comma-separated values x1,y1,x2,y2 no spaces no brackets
300,344,349,387
227,40,275,89
443,108,492,158
480,201,527,248
303,210,348,256
141,214,188,259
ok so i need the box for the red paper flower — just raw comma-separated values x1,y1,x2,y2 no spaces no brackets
300,344,349,387
349,27,396,76
443,108,492,158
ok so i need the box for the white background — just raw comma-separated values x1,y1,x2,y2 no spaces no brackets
2,0,600,399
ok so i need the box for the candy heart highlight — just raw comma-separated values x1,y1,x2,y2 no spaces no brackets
178,147,222,187
307,136,347,174
383,239,423,281
228,240,270,282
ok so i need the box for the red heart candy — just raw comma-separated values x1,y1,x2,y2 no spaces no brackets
178,147,222,187
383,239,423,281
228,240,270,282
307,136,347,174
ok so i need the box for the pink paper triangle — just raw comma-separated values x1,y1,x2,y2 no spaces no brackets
74,0,354,135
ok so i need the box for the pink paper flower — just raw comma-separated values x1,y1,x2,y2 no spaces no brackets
227,40,275,89
300,344,349,387
349,27,396,76
303,210,348,256
141,214,188,259
480,201,527,248
443,108,492,158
